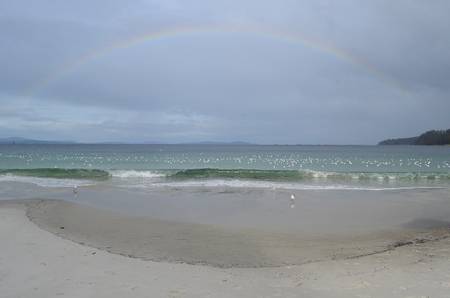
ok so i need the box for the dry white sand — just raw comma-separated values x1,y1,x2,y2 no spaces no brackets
2,200,450,297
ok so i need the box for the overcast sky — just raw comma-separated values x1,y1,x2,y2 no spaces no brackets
1,0,449,144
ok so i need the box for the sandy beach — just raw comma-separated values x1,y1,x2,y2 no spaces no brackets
2,199,450,297
2,0,450,295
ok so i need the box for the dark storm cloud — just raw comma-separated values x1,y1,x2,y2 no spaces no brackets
1,0,449,143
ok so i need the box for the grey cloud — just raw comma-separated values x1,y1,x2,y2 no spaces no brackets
0,0,449,144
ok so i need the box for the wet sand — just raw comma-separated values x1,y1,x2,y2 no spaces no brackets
21,199,450,267
2,199,450,297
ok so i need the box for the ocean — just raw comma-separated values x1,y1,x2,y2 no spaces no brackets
0,144,449,190
1,144,450,232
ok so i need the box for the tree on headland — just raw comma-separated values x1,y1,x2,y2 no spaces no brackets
415,129,450,145
379,129,450,145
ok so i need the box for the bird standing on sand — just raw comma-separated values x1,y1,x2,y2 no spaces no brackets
290,193,295,208
73,186,78,197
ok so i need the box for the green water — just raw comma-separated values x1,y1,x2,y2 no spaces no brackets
0,144,449,189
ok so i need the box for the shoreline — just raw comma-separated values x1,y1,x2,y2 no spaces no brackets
4,198,450,268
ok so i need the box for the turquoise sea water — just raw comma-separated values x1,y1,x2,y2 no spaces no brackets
0,144,449,190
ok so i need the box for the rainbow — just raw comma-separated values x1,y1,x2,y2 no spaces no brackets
24,23,407,96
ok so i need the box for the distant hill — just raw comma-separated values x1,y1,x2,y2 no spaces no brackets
179,141,253,145
0,137,76,144
378,136,419,145
379,129,450,145
0,138,253,145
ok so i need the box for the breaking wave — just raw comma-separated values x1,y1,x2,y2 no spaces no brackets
0,168,449,182
0,168,110,179
167,168,450,182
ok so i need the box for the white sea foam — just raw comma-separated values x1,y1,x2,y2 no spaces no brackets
0,175,94,188
110,170,166,178
119,178,443,192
